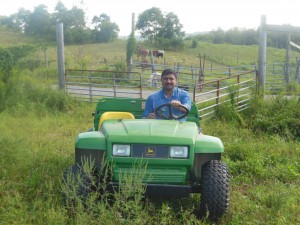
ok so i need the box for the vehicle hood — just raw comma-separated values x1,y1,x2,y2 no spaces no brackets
101,119,198,143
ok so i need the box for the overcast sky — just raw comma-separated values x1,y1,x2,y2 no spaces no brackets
1,0,299,35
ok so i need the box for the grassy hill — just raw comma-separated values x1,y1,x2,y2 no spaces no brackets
58,40,290,70
0,27,34,47
0,30,299,224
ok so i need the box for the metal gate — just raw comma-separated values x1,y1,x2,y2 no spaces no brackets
65,69,257,120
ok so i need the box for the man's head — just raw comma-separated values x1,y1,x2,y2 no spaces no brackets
161,69,177,93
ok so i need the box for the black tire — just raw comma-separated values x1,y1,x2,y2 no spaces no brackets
62,164,94,207
199,160,230,220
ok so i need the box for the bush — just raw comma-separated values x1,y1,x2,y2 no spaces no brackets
1,76,74,113
191,40,198,48
216,104,244,126
156,37,184,50
112,60,128,82
246,95,300,140
0,80,5,111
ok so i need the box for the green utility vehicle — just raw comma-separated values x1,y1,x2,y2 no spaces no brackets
63,97,229,220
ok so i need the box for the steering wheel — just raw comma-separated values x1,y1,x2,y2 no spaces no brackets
154,103,189,120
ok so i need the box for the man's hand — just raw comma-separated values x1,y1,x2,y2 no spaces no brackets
171,100,188,112
146,112,156,119
171,100,181,109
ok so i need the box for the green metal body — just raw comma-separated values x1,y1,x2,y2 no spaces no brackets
74,98,224,188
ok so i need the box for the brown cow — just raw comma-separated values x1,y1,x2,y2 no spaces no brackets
138,46,149,57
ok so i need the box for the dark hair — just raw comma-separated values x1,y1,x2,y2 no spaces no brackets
161,69,177,79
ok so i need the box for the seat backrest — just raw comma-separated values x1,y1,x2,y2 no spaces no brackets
98,111,135,129
93,98,200,130
186,102,200,127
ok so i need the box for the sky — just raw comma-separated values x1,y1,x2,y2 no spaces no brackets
1,0,300,36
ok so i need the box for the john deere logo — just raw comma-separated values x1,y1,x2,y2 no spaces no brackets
145,146,156,157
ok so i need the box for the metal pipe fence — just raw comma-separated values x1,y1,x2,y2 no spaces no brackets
132,62,298,93
192,70,258,120
64,69,258,120
63,60,299,120
65,69,144,101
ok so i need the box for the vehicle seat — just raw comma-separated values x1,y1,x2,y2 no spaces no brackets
99,112,135,129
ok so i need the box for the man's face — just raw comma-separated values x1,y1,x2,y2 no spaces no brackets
161,73,177,92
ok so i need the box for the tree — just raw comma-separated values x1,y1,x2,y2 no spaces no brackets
53,1,68,28
136,7,184,48
65,27,92,44
92,13,110,29
158,12,184,39
1,8,31,32
54,1,86,29
54,1,88,42
210,27,225,44
92,14,119,43
126,33,137,68
241,29,258,45
24,5,55,41
1,2,122,44
135,7,164,43
224,27,242,45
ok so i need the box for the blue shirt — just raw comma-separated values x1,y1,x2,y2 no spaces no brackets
142,87,191,121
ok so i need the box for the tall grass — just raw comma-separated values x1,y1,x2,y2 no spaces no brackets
1,71,299,224
0,71,93,224
0,37,300,224
0,72,74,114
202,93,300,224
244,95,300,140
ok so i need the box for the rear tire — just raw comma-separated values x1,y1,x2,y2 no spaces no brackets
199,160,229,220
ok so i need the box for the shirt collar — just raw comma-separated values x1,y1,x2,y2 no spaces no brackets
160,87,178,99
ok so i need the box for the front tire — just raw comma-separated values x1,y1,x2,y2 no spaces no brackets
199,160,230,220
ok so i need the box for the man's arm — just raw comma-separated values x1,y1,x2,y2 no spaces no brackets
179,90,191,110
142,96,156,119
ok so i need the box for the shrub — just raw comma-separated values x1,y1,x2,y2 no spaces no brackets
1,75,74,113
191,39,198,48
246,95,300,140
216,104,245,126
0,80,5,111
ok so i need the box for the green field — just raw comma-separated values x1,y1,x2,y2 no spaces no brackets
0,33,300,224
40,40,295,71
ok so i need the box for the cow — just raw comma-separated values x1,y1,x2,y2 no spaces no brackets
152,50,164,58
137,46,149,57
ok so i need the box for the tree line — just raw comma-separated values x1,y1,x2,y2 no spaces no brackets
1,0,299,50
0,1,119,44
0,2,185,49
188,27,300,49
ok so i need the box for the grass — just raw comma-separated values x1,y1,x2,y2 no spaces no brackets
202,119,300,225
0,32,300,224
0,27,34,47
1,70,299,225
26,38,299,72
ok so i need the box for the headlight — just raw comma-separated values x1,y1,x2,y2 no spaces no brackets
113,144,130,157
170,146,188,158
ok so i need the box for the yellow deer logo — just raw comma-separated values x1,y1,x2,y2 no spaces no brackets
145,146,156,157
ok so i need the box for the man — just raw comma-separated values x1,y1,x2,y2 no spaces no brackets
142,69,191,121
